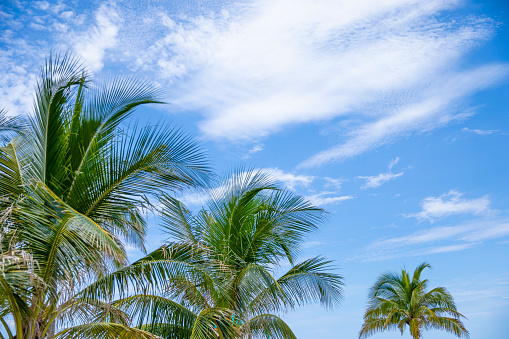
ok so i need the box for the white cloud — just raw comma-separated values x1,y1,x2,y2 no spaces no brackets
242,143,264,159
359,172,404,189
35,1,50,11
461,127,498,135
72,4,121,72
388,157,400,171
409,190,493,221
358,157,404,189
122,0,505,158
263,167,314,191
299,64,509,167
249,144,263,153
302,241,327,249
2,0,507,169
60,11,74,20
306,192,354,206
323,177,344,190
0,50,38,116
178,190,209,207
351,218,509,261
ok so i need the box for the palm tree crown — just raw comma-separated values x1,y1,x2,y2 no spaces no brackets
359,263,469,339
79,170,344,339
0,53,211,339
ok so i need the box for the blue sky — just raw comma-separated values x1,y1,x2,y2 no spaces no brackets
1,0,509,338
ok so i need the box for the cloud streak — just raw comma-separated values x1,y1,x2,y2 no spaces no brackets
408,190,493,221
306,192,354,206
300,64,509,167
351,218,509,261
358,157,404,189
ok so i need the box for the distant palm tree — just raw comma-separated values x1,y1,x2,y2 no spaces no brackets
359,263,469,339
80,170,344,339
0,53,211,339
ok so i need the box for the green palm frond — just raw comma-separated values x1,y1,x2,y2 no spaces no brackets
248,256,343,315
160,195,199,244
57,296,130,328
243,314,297,339
0,109,26,145
0,141,24,218
191,307,238,339
52,322,163,339
136,323,192,339
29,52,86,185
113,294,198,331
13,183,127,287
76,242,222,302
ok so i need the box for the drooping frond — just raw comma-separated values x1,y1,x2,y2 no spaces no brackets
52,322,163,339
76,242,223,302
0,142,24,218
13,183,127,287
0,109,26,145
243,314,297,339
113,294,197,330
425,315,470,338
248,256,343,315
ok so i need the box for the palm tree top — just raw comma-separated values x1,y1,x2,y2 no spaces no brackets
360,262,469,339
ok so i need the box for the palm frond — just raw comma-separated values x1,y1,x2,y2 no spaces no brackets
243,314,297,339
0,109,26,145
52,322,163,339
248,256,343,315
114,294,197,329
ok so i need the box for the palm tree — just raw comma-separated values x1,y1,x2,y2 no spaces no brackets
79,170,344,339
0,53,211,338
359,263,469,339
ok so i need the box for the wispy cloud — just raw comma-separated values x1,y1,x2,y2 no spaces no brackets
388,157,400,171
2,0,507,159
408,190,493,221
0,2,121,114
71,4,121,72
306,192,354,206
323,177,344,190
300,64,509,167
302,240,327,249
358,157,404,189
112,0,507,164
242,144,264,159
461,127,498,135
249,144,263,154
263,167,315,191
350,218,509,261
359,172,404,189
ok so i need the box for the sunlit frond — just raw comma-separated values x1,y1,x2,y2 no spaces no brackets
52,322,163,339
243,314,296,339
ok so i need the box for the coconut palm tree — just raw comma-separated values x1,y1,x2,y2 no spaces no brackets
80,170,344,339
0,53,211,338
359,263,469,339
